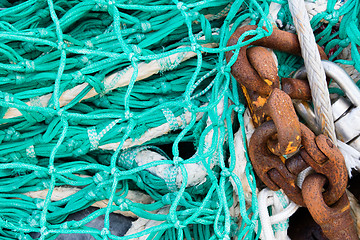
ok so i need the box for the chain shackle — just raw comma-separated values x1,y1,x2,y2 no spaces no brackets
249,121,348,206
281,77,312,101
227,25,352,238
249,120,304,206
264,88,301,156
239,45,301,155
226,25,327,96
300,126,348,206
242,46,279,126
226,26,327,155
302,174,358,240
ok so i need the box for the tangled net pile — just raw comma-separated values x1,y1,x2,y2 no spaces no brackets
0,0,359,239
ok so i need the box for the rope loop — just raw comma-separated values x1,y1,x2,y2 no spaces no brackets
93,171,111,185
124,110,133,120
111,167,121,177
40,227,48,237
48,166,56,174
128,52,138,62
174,220,186,229
4,127,20,141
14,72,26,85
22,42,36,53
173,156,183,166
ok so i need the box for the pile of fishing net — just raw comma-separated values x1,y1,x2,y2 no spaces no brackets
0,0,359,239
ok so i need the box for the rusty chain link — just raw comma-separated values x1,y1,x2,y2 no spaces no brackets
226,25,357,239
303,174,358,240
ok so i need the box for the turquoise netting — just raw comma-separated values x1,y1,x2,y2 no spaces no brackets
0,0,359,239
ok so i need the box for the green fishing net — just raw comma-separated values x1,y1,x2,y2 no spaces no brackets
0,0,359,239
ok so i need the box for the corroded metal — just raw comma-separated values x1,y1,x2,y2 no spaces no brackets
249,121,348,206
264,88,301,156
228,25,353,235
248,120,304,206
226,25,327,96
302,174,358,240
285,151,309,175
244,87,302,156
244,46,302,155
247,46,280,89
241,46,278,127
281,78,311,101
301,133,348,206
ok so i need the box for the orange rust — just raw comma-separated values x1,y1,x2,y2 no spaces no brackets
249,121,305,206
264,79,273,86
281,78,312,101
249,122,349,207
252,96,267,108
226,25,328,96
302,174,357,240
265,88,301,156
284,141,299,155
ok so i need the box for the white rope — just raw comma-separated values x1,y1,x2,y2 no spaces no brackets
257,188,299,240
3,40,219,119
229,126,256,225
288,0,337,143
23,181,153,218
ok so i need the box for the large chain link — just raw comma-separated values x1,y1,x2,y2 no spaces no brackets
226,25,357,240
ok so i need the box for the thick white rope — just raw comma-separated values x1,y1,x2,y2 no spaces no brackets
288,0,337,143
3,40,218,119
229,125,256,226
23,180,153,218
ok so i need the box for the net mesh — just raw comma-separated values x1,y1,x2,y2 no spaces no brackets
0,0,359,239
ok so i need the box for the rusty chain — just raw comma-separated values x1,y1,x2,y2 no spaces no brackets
226,25,357,240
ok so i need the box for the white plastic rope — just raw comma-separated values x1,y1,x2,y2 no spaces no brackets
337,140,360,177
288,0,337,143
3,39,219,119
257,188,299,240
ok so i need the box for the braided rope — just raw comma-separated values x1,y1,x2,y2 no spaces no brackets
288,0,337,143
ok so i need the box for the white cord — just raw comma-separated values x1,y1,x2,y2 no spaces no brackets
257,188,299,240
288,0,337,144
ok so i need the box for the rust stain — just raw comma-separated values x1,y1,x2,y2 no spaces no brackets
264,79,273,86
253,96,267,108
285,141,299,155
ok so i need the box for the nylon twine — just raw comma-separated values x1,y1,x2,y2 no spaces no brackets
0,0,359,239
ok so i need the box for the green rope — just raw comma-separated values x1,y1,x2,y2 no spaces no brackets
0,0,360,239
